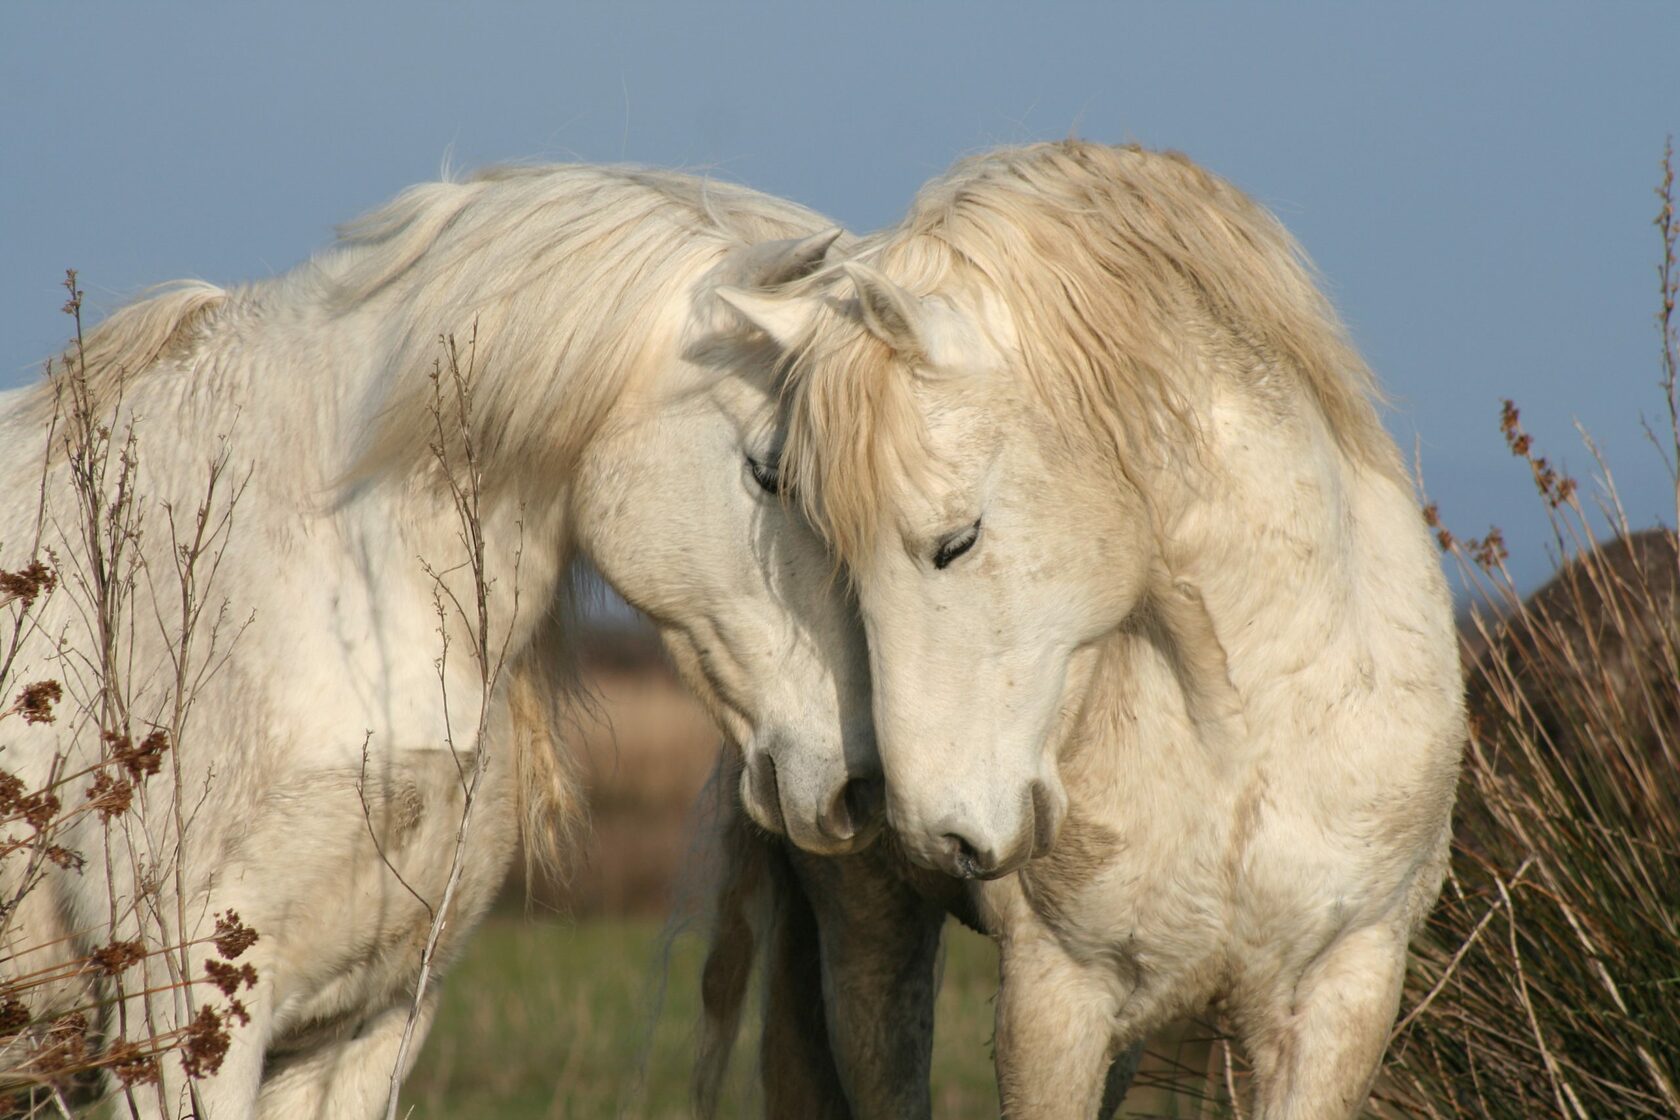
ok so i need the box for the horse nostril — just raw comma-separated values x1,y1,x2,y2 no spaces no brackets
943,833,986,879
1029,780,1059,857
842,777,884,830
819,783,857,842
748,753,786,833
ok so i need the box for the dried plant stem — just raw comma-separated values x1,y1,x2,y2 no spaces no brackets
1222,1038,1246,1120
383,326,523,1120
1389,855,1536,1047
0,272,260,1116
1657,137,1679,534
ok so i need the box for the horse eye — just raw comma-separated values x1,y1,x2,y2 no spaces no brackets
747,454,782,496
933,519,982,570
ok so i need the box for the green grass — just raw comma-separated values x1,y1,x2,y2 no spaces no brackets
399,915,1002,1119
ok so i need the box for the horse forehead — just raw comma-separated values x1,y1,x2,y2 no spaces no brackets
916,336,1016,437
922,288,1016,372
887,393,1001,522
640,334,780,440
704,360,777,423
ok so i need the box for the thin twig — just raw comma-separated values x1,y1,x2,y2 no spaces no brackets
1389,856,1537,1047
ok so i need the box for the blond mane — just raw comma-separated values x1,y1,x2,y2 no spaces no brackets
30,166,824,511
331,164,830,503
23,279,230,430
782,140,1400,563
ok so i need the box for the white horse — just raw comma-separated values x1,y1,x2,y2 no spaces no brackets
722,141,1465,1118
0,165,874,1117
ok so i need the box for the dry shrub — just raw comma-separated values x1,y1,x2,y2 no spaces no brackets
1381,141,1680,1119
1,274,259,1117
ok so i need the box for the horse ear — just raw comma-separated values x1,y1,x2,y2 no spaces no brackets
715,287,819,351
842,262,926,359
729,227,845,289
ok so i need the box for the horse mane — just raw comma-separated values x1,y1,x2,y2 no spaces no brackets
782,140,1401,563
332,163,829,505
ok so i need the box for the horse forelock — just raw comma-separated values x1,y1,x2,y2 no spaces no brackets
785,141,1403,561
781,303,932,568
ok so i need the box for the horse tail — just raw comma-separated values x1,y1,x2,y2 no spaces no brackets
507,655,585,895
694,764,850,1119
35,280,228,421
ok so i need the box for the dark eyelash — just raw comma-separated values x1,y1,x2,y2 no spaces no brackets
934,519,981,570
748,455,782,495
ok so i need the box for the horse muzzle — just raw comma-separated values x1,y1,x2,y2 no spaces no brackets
739,747,884,856
899,777,1065,880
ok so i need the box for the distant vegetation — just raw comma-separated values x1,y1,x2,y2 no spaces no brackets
1378,142,1680,1120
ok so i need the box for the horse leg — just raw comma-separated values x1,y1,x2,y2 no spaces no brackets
792,843,945,1120
994,931,1119,1120
1095,1043,1144,1120
254,992,439,1120
103,961,270,1120
760,848,852,1120
1241,924,1408,1120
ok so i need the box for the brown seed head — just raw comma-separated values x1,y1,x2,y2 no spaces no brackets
0,997,29,1036
204,958,258,997
91,939,146,977
18,789,60,832
86,771,134,821
44,844,84,871
1470,528,1508,571
0,771,25,815
213,911,258,959
180,1005,230,1080
11,680,62,725
106,1039,161,1086
0,561,56,609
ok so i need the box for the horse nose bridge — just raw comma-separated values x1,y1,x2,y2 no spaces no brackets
759,634,853,730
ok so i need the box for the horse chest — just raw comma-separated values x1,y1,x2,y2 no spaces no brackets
1005,776,1244,1021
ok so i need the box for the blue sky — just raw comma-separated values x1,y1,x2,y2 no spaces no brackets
4,3,1677,590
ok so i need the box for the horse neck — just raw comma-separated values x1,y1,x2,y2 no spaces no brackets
1128,388,1450,756
201,279,579,676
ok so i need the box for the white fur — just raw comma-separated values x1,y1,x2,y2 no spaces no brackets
761,142,1465,1118
0,166,869,1117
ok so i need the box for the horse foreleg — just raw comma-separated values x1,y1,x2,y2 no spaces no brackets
1241,924,1408,1120
1095,1043,1144,1120
254,992,439,1120
760,848,852,1120
792,844,945,1120
104,963,270,1120
994,930,1121,1120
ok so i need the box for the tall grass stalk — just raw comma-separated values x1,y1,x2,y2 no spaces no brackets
1380,141,1680,1120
